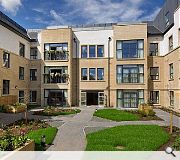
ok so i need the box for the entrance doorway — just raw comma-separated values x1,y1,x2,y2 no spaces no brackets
80,90,104,106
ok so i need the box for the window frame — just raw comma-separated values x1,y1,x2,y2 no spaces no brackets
30,69,37,81
150,91,159,104
3,80,10,95
19,90,24,103
169,35,173,51
89,68,96,80
169,63,174,80
97,68,104,80
149,43,158,56
81,45,88,58
3,51,10,68
89,45,96,58
116,40,144,59
30,90,37,103
19,67,24,80
81,68,88,80
150,67,159,80
170,91,174,106
97,45,104,57
19,42,25,57
30,47,38,60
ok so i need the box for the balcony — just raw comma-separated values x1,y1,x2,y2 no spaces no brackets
44,50,69,61
44,73,69,84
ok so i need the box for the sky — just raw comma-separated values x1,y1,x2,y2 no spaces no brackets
0,0,165,29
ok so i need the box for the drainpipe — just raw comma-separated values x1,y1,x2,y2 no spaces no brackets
73,37,78,106
108,37,112,107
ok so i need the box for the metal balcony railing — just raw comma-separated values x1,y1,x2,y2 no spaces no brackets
44,50,69,60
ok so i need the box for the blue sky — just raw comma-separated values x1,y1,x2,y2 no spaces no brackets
0,0,165,29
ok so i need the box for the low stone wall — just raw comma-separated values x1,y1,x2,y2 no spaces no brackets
16,140,35,151
0,95,17,105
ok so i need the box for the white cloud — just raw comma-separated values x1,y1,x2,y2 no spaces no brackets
32,8,46,14
50,10,69,25
0,0,22,15
63,0,147,24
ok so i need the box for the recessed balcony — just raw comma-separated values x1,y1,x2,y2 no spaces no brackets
44,50,69,61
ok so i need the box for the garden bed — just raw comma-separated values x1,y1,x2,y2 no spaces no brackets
94,109,162,122
0,102,27,113
33,107,81,116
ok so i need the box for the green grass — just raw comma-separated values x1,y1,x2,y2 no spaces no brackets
86,125,170,151
94,109,140,121
27,127,58,151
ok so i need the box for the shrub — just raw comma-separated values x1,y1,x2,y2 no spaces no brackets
172,136,180,151
138,103,155,117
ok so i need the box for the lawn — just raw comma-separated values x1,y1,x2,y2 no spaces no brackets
94,109,140,121
27,127,58,150
86,125,170,151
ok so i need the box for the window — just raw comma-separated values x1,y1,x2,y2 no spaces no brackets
117,90,144,108
150,91,159,104
170,91,174,106
44,43,68,60
3,52,10,68
97,68,104,80
81,68,87,80
30,91,37,103
116,40,144,59
19,67,24,80
169,63,174,80
97,45,104,57
150,67,159,80
19,43,25,57
89,68,96,80
149,43,158,56
19,90,24,103
81,45,87,58
117,65,144,83
3,80,9,95
169,36,173,51
30,47,38,59
44,89,68,106
44,66,68,83
89,45,96,58
30,69,37,81
165,12,170,27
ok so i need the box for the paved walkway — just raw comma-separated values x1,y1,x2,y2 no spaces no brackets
47,107,179,151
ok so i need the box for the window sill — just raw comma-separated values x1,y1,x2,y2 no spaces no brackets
44,60,69,62
81,80,106,82
169,79,174,81
2,66,10,69
44,83,69,85
150,80,161,82
2,94,10,96
152,103,161,106
117,83,145,85
80,57,107,59
116,58,145,61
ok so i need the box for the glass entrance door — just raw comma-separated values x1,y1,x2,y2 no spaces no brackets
98,92,104,106
81,92,86,106
123,92,138,108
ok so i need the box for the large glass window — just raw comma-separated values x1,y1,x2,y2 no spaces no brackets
89,45,96,58
81,68,87,80
44,43,68,60
97,68,104,80
19,43,25,57
44,66,68,83
30,91,37,103
150,67,159,80
44,89,68,106
3,80,9,95
117,90,144,108
19,90,24,103
170,91,174,106
30,69,37,81
169,36,173,51
116,40,144,59
169,63,174,80
97,45,104,57
149,43,158,56
19,67,24,80
81,45,87,58
150,91,159,104
117,65,144,83
165,12,170,27
3,52,10,68
30,47,38,60
89,68,96,80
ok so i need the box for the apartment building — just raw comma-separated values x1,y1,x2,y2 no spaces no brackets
0,0,179,112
